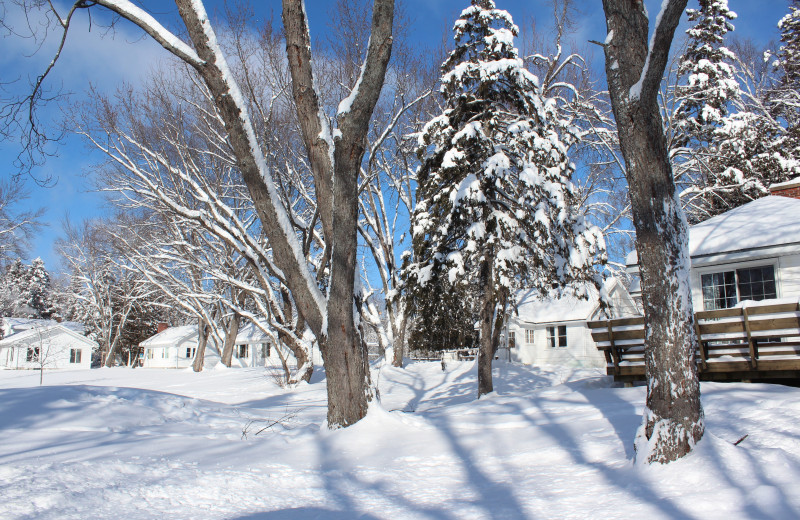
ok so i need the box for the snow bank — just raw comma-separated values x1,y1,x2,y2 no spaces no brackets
0,362,798,518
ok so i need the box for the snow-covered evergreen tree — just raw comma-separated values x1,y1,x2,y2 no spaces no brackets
0,258,56,319
404,0,605,396
674,0,740,148
0,259,28,317
679,1,800,222
24,258,56,319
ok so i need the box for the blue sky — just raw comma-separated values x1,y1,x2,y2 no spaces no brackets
0,0,790,273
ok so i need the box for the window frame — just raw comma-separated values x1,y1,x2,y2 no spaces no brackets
699,261,779,311
525,329,535,345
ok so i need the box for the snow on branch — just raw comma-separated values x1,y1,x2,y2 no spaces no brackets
93,0,203,67
629,0,688,103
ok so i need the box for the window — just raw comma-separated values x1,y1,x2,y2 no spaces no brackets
525,329,535,345
161,348,168,359
146,349,153,359
701,265,777,310
238,344,249,358
185,347,196,358
69,349,82,364
508,331,516,349
547,326,567,348
26,347,39,362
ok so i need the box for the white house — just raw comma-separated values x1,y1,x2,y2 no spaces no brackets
0,322,95,370
139,320,323,368
139,325,212,369
503,278,640,368
626,193,800,312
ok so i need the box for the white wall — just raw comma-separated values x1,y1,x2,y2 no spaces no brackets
690,252,800,311
507,322,606,369
0,331,93,370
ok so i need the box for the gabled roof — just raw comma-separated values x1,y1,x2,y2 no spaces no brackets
2,317,85,338
514,278,635,325
235,320,273,345
626,196,800,265
0,324,98,349
139,325,198,348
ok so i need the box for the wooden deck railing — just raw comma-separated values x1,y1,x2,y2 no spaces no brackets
588,301,800,383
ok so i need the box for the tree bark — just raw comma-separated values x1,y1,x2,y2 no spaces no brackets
220,312,240,367
192,319,209,372
477,257,494,397
281,0,395,428
602,0,704,464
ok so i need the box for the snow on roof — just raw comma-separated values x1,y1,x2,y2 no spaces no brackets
690,196,800,257
770,176,800,191
515,284,603,324
0,324,98,349
2,318,85,338
626,196,800,265
139,325,198,348
235,320,273,345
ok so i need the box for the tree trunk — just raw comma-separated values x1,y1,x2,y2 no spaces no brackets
221,313,240,367
477,258,494,397
391,310,406,368
103,336,121,368
193,320,209,372
602,0,704,464
277,330,313,383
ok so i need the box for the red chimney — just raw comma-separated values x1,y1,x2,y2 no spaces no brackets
157,323,169,333
770,177,800,199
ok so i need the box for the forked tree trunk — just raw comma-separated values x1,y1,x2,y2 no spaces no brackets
103,335,122,368
277,330,314,383
192,320,209,372
220,313,240,367
601,0,704,463
90,0,395,429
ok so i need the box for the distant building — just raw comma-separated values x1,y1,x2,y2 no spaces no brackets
0,319,95,370
503,278,639,368
138,320,323,368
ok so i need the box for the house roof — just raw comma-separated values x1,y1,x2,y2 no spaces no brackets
140,320,279,348
2,317,85,338
235,320,273,345
626,196,800,266
514,279,634,325
139,325,198,348
0,324,98,349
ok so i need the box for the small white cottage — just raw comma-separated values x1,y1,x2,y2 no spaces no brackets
139,320,321,368
626,193,800,312
503,279,640,368
0,322,95,370
139,324,213,369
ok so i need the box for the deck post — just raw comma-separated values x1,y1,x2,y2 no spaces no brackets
607,321,620,376
742,307,758,370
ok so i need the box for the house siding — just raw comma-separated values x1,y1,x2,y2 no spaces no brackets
508,323,607,368
690,252,800,311
0,329,94,370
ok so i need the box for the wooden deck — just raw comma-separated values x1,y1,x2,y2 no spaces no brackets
588,302,800,384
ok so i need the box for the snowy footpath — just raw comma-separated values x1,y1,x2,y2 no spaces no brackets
0,361,798,519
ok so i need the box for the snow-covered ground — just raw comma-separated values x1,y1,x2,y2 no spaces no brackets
1,361,798,519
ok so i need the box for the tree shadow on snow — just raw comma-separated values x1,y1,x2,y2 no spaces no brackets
227,508,381,520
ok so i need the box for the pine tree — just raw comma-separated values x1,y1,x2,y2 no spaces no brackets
24,258,56,319
674,0,740,148
682,2,800,222
404,0,605,396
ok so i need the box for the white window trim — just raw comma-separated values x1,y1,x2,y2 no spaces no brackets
696,258,781,311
